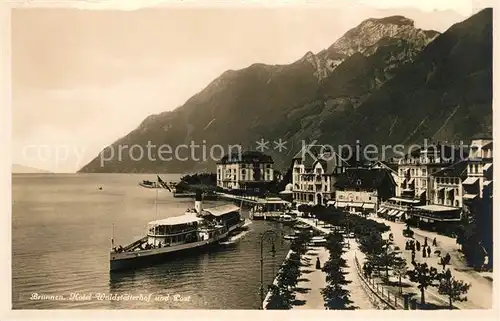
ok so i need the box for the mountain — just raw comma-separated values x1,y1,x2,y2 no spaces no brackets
315,8,492,147
79,10,491,173
12,164,52,174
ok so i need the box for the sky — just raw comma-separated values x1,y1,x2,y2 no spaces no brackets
10,0,493,173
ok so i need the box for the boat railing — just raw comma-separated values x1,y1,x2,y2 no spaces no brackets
120,237,148,252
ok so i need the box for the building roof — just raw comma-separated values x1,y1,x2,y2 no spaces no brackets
482,141,493,150
389,197,420,204
371,161,398,173
293,144,356,170
148,213,204,226
217,150,273,165
202,204,240,217
401,144,468,160
334,168,394,190
415,204,460,212
431,160,468,178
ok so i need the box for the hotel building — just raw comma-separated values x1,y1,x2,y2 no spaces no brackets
216,151,274,191
291,145,348,205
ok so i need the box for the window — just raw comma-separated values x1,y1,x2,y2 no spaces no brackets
422,168,427,175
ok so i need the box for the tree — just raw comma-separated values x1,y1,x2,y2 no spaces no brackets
406,262,440,304
393,259,408,294
277,256,301,290
321,230,356,310
358,231,385,256
265,284,294,309
321,284,355,310
438,269,471,309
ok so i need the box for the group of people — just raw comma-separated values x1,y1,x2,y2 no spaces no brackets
405,236,438,263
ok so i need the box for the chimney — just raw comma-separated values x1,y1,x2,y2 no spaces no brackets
194,190,203,213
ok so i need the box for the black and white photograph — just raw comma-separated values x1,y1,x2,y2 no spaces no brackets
3,0,497,315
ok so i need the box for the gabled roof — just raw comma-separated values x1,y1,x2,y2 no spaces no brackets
293,145,350,170
371,160,398,173
217,150,273,164
431,160,468,179
334,168,394,190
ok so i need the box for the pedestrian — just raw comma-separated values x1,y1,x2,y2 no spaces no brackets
416,240,421,251
316,257,321,270
422,247,427,258
427,246,431,257
433,237,437,247
424,237,428,247
411,251,416,263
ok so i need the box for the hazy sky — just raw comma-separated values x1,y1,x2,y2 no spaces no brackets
10,0,492,172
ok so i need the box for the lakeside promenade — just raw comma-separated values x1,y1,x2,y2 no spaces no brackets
264,214,492,310
263,217,375,309
371,216,492,309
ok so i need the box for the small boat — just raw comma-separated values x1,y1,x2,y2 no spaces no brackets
309,236,327,247
294,223,312,230
173,192,197,198
283,234,299,241
278,214,296,225
139,180,160,189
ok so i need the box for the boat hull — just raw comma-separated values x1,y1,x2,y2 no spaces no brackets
110,220,245,272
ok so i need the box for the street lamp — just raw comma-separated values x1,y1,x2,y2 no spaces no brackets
259,230,279,308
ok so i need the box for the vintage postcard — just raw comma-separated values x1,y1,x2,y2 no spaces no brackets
2,0,498,319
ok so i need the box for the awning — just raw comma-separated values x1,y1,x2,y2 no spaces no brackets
463,177,479,185
389,197,420,204
349,202,364,208
463,194,478,200
387,209,396,216
484,181,492,187
445,187,454,193
327,200,336,205
363,203,375,209
394,211,404,218
408,178,415,185
336,202,348,208
377,207,388,214
436,187,444,192
415,204,459,212
483,163,492,172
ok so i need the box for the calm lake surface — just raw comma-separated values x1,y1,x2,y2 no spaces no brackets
12,173,292,309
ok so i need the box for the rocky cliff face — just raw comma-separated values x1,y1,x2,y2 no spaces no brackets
79,10,492,174
303,15,439,80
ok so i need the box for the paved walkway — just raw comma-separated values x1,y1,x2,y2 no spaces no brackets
292,247,329,309
293,217,375,309
372,216,492,309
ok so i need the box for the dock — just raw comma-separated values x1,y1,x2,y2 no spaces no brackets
216,193,290,220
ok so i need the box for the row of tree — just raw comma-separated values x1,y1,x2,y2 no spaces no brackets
353,214,471,309
321,231,355,309
265,231,311,309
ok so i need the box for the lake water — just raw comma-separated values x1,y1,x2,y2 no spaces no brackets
12,174,292,309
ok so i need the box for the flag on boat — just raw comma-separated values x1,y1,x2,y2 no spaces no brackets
157,175,171,191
